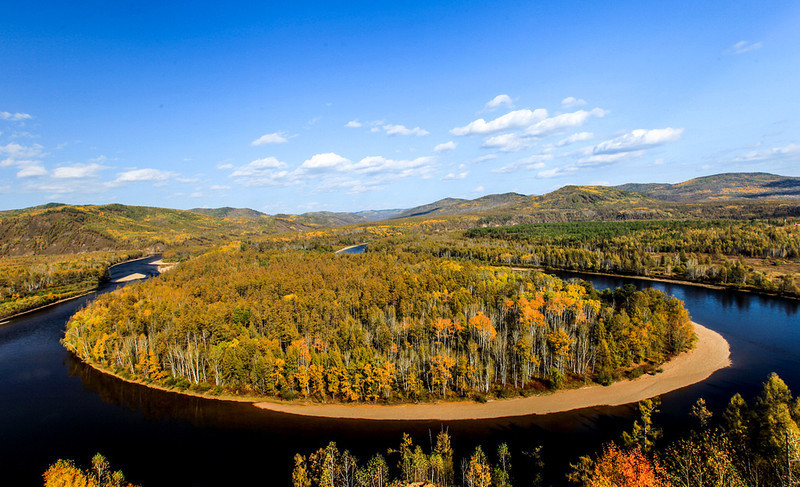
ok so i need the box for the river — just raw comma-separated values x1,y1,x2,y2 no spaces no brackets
1,257,798,486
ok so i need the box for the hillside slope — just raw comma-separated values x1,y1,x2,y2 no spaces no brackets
616,172,800,202
394,192,528,219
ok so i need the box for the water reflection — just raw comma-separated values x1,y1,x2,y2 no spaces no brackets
2,260,799,486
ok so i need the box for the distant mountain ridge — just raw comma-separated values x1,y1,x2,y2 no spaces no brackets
615,172,800,202
394,192,528,219
2,172,798,256
189,207,266,219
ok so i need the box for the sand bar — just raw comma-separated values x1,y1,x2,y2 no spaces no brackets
113,273,147,283
254,322,730,420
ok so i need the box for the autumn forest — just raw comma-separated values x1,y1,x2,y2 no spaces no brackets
62,247,694,402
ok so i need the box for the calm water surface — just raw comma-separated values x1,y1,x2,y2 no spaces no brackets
1,258,798,486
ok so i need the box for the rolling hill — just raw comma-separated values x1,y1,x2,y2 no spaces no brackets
616,172,800,202
393,192,528,219
189,207,266,219
0,204,360,256
2,173,799,256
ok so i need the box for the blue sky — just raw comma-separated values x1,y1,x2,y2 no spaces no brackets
2,1,799,213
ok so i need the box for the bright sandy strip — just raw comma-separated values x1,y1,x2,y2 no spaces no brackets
254,322,730,420
149,259,177,273
112,259,176,283
113,273,147,283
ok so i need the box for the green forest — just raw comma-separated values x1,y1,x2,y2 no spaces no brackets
62,246,693,402
367,219,800,297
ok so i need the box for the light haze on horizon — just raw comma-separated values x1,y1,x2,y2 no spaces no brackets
2,1,799,214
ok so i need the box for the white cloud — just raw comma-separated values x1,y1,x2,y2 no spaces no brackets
350,155,434,175
16,164,48,178
483,94,515,111
473,185,485,193
299,152,351,172
231,157,288,176
434,141,457,152
557,132,594,147
451,108,548,136
314,176,385,194
593,127,684,154
482,110,600,152
733,143,800,162
561,97,587,108
345,120,362,128
442,171,469,180
0,111,33,121
495,154,554,173
229,157,292,187
726,40,763,55
209,185,231,190
524,108,608,137
0,142,45,166
382,124,429,136
217,163,234,170
471,154,498,164
579,150,645,166
482,132,533,152
52,163,105,179
537,166,578,178
111,168,177,185
251,132,288,146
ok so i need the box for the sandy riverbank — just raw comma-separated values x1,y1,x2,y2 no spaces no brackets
254,321,730,420
112,258,176,283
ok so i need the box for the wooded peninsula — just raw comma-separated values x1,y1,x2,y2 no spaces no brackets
63,245,694,403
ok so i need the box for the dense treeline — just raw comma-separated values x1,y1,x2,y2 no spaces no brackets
466,220,800,259
44,453,140,487
290,374,800,486
369,220,800,297
291,431,514,487
0,251,143,319
63,247,692,401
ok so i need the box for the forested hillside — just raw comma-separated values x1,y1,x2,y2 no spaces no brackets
0,250,143,319
63,246,693,401
0,203,350,257
617,172,800,202
369,219,800,298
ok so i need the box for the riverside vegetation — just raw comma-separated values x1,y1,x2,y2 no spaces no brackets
62,245,693,402
46,374,797,486
365,219,800,298
0,251,143,319
287,373,800,487
4,175,800,321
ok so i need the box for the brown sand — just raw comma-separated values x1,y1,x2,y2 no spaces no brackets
113,273,147,283
253,322,730,420
149,259,177,273
112,259,176,283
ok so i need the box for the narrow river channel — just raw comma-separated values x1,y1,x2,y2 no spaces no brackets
1,257,798,486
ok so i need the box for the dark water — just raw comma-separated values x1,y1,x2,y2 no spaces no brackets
337,244,367,254
1,259,798,486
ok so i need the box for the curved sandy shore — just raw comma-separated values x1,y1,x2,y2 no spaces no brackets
254,322,730,420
